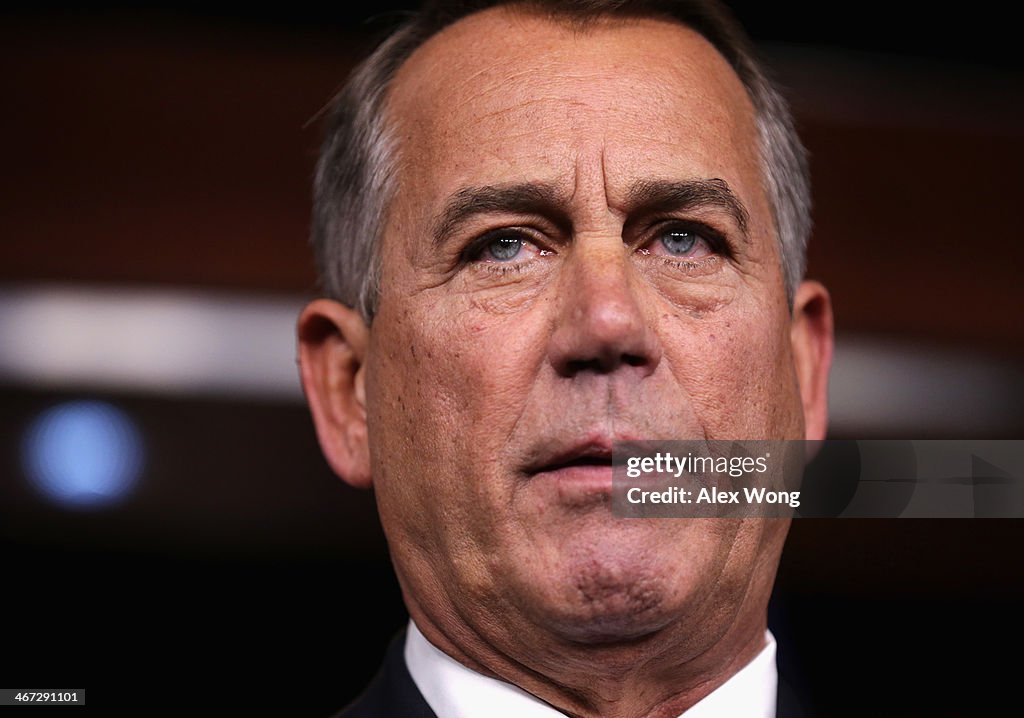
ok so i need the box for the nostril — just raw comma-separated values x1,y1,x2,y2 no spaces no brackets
547,285,663,377
565,358,599,375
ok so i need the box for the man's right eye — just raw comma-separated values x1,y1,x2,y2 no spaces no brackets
467,229,550,264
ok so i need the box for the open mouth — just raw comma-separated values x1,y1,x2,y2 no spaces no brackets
540,454,614,472
523,439,631,502
529,443,617,479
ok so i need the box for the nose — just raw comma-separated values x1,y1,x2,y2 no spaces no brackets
547,240,662,378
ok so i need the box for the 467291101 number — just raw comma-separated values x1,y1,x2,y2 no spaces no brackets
0,690,85,706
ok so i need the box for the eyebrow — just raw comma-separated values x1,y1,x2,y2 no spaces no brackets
431,182,569,248
625,178,750,240
430,177,751,247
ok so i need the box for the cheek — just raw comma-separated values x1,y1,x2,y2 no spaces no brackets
364,295,549,522
407,299,548,428
664,302,799,439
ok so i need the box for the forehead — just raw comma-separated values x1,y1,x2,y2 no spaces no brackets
386,6,763,219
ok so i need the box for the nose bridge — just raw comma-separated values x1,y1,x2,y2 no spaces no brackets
548,231,661,376
569,235,641,331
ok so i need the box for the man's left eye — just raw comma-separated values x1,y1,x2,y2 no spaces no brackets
649,227,714,258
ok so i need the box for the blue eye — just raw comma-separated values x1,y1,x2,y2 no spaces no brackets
483,236,524,261
660,229,697,256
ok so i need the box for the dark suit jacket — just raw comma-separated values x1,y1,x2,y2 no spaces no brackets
335,631,809,718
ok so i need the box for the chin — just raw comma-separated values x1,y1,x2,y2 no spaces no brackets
547,605,675,645
522,550,686,645
503,514,730,647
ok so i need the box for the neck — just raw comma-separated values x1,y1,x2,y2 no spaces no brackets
407,595,770,718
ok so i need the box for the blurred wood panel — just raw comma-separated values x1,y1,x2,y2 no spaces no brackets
803,123,1024,355
2,18,1022,355
0,20,355,294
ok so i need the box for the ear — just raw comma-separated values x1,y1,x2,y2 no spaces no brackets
297,299,372,489
790,280,834,441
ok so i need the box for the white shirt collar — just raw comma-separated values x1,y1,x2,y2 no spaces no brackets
405,619,777,718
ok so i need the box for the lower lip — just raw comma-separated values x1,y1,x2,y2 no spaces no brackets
531,464,614,502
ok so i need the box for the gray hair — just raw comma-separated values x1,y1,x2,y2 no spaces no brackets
311,0,811,322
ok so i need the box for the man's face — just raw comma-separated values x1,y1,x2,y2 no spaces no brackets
363,8,815,663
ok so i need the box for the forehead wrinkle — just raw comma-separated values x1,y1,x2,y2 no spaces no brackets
466,96,579,130
566,143,616,225
455,74,650,135
423,27,693,131
388,7,766,243
393,13,751,155
396,7,750,124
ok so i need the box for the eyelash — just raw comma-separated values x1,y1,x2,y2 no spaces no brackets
479,261,529,276
463,228,543,263
660,255,722,276
645,219,729,255
462,220,733,270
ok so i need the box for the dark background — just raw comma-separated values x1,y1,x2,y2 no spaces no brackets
2,2,1022,715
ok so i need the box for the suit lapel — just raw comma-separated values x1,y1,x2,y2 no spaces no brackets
334,630,438,718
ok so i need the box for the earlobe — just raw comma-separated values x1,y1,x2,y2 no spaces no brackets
297,299,373,488
790,281,834,441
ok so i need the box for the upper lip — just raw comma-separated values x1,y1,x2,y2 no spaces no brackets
526,434,638,475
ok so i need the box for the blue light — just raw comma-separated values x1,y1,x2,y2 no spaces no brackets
22,400,144,508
